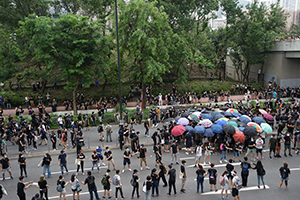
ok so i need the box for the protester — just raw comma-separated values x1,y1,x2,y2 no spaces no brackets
17,176,33,200
151,168,159,197
37,175,50,200
57,175,69,200
245,137,256,161
91,150,101,174
69,174,81,200
283,132,294,157
278,162,291,189
180,160,186,193
251,160,266,189
170,140,179,165
219,171,229,200
113,170,125,199
76,150,87,175
144,175,152,200
102,169,112,199
196,164,206,193
231,172,241,200
256,136,264,160
205,163,218,192
268,134,277,159
131,169,140,198
105,122,112,142
18,153,27,177
104,147,116,171
38,153,52,178
1,153,13,181
240,157,251,187
156,160,167,187
139,144,150,170
167,164,176,196
122,146,132,172
58,150,68,175
194,143,203,167
81,171,100,200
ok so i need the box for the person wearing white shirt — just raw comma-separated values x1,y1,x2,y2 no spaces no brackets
58,116,63,128
194,144,203,167
255,136,264,160
158,93,163,106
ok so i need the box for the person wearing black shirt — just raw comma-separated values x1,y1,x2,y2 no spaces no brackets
144,175,153,199
170,140,179,165
131,169,140,198
81,171,100,200
151,168,159,196
76,150,87,175
17,176,33,200
122,146,132,172
1,153,13,181
157,160,167,187
57,175,69,200
104,147,116,171
18,154,27,177
38,153,52,178
58,150,68,175
167,164,176,196
37,175,50,200
245,138,256,161
103,169,112,199
91,151,100,174
139,144,150,170
240,157,251,187
155,143,162,166
196,164,206,193
205,163,218,192
180,160,186,193
283,133,294,157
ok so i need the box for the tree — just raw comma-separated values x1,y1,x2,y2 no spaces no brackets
117,0,173,109
18,13,111,114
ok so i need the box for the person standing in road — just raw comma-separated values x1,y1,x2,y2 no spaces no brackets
1,153,13,181
139,144,150,170
194,143,203,167
91,151,101,174
17,176,33,200
114,170,125,199
37,175,50,200
157,160,167,187
180,160,187,193
38,153,52,178
206,163,218,192
76,150,87,175
268,134,277,159
104,147,116,171
251,160,266,189
255,136,264,160
96,146,106,166
278,162,291,189
240,157,251,187
131,169,140,199
18,153,27,177
105,122,112,142
58,150,68,175
102,169,112,199
81,171,100,200
144,118,150,137
57,175,69,200
283,132,294,157
167,164,176,196
219,171,229,200
245,138,256,161
230,172,240,200
170,140,179,165
195,164,206,193
69,174,80,200
151,168,159,197
122,146,132,173
144,175,152,200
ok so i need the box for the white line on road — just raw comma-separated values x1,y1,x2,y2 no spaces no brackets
201,185,270,195
48,189,104,199
180,157,195,160
290,167,300,171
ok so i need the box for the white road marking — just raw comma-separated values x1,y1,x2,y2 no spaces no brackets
180,157,195,160
48,189,105,199
51,166,107,175
201,185,270,195
290,167,300,171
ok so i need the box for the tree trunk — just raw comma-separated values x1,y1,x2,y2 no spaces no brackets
73,84,78,115
142,82,146,110
41,80,47,94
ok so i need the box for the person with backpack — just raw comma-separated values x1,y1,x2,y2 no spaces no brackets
105,122,112,142
113,170,125,199
57,175,69,200
157,160,167,187
278,162,291,189
97,122,104,141
81,171,100,200
102,169,112,199
58,150,68,175
37,175,50,200
251,160,266,189
219,171,229,200
69,174,81,200
167,164,176,196
104,147,116,171
240,157,251,187
230,172,241,200
195,164,206,193
131,169,140,199
255,136,264,160
205,163,218,192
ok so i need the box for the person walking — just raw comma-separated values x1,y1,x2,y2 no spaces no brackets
1,153,13,181
122,146,132,173
167,164,176,196
18,153,27,177
194,143,202,167
69,174,81,200
151,168,159,197
58,150,68,175
170,140,179,165
157,160,167,187
196,164,206,193
230,172,241,200
203,142,213,165
144,176,152,200
57,175,69,200
205,163,218,192
240,157,251,187
278,162,291,189
219,171,229,200
101,169,112,199
105,122,112,142
38,153,52,178
81,171,100,200
104,147,116,171
17,176,33,200
180,160,186,193
37,175,50,200
91,151,101,174
131,169,140,199
113,170,125,199
251,160,266,189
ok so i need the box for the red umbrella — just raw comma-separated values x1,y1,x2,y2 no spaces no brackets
171,125,185,137
263,113,274,121
233,130,245,143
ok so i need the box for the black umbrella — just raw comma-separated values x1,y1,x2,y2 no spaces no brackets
237,121,247,127
181,111,190,117
220,106,229,110
244,126,257,137
165,118,175,123
223,124,235,135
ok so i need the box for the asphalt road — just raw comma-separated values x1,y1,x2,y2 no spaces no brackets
2,124,300,200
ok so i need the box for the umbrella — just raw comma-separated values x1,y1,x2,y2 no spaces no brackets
181,111,190,117
253,116,265,124
224,112,233,118
211,124,223,134
244,126,257,137
247,122,262,133
164,118,175,123
189,109,197,112
220,106,229,110
237,121,247,127
259,109,268,115
194,125,205,134
238,127,245,132
261,123,272,133
263,113,274,121
233,130,245,143
201,119,213,128
185,125,194,133
175,116,181,121
228,121,238,127
213,114,224,122
242,115,251,121
211,111,221,116
226,108,239,113
216,119,227,126
204,128,215,137
232,112,242,117
229,118,238,122
193,111,201,117
239,116,251,124
223,124,236,135
171,125,185,137
178,118,189,126
201,114,213,121
217,117,229,122
188,114,200,122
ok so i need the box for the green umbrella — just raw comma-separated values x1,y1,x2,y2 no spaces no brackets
188,114,200,122
260,123,272,133
228,121,238,127
189,109,197,112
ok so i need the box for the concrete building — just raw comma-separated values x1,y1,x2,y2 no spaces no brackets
226,40,300,87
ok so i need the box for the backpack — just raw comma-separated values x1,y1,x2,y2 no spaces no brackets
219,176,225,186
235,177,242,190
281,168,288,179
162,165,167,174
209,169,216,181
101,175,108,186
130,178,134,186
112,175,119,186
197,171,204,181
106,126,112,133
98,125,103,133
241,163,249,174
169,169,176,182
62,133,67,142
56,182,63,192
220,143,224,151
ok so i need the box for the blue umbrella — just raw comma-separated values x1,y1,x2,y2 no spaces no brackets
213,114,224,122
211,111,221,116
238,127,245,132
239,116,251,124
204,128,215,137
194,125,205,134
211,124,223,134
185,126,194,133
253,116,266,125
201,114,213,121
216,119,227,126
232,112,242,117
224,112,233,118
